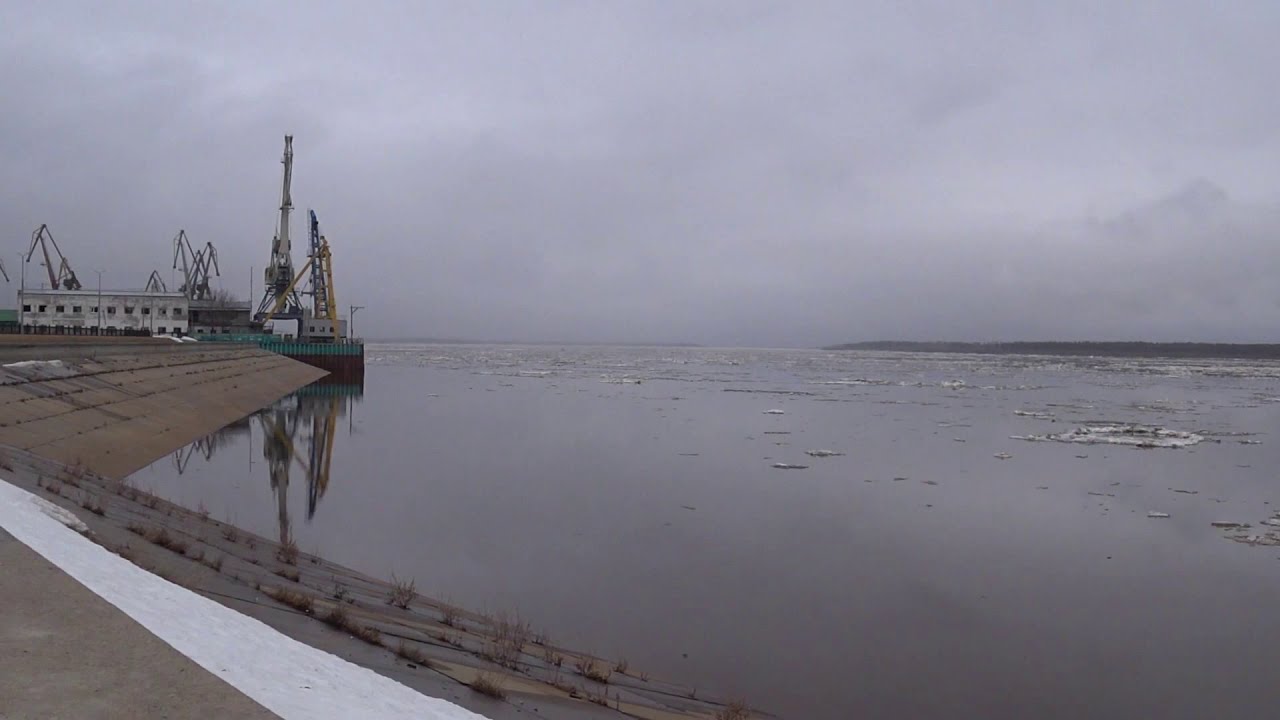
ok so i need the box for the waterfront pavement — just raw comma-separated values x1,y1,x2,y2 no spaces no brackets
0,527,279,720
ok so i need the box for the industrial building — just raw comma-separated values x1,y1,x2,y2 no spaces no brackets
19,288,189,334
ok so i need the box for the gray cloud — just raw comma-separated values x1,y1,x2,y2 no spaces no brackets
2,1,1278,346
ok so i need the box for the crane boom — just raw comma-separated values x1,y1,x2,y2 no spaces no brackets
26,224,82,290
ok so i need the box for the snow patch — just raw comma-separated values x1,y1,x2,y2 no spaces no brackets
0,479,486,720
3,359,65,369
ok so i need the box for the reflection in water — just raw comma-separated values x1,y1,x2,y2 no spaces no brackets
173,379,364,548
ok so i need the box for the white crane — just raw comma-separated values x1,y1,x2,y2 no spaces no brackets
256,135,302,320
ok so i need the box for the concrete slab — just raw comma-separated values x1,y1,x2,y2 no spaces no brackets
0,528,279,720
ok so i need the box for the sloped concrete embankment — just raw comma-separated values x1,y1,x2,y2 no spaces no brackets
0,342,326,478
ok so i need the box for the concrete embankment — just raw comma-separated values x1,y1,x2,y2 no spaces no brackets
0,337,325,478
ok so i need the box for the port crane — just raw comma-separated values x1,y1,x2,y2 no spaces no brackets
144,271,167,292
171,230,221,300
256,136,303,321
26,224,82,290
0,258,9,283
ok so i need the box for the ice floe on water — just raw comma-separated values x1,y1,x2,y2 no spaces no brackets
772,462,809,470
1011,424,1204,448
763,409,786,415
804,449,843,458
1147,511,1170,518
1014,410,1055,419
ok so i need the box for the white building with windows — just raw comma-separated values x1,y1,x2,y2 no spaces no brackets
19,288,189,334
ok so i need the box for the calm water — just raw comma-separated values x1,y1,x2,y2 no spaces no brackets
130,345,1280,719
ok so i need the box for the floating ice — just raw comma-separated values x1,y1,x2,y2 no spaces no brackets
1211,521,1250,529
1011,425,1204,449
940,380,967,390
1014,410,1055,419
1147,511,1170,518
772,463,809,470
1262,518,1280,528
763,409,786,415
993,452,1012,460
804,449,843,458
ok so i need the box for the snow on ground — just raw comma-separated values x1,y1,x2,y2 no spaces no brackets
0,479,488,720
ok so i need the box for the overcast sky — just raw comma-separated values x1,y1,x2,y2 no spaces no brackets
2,1,1278,346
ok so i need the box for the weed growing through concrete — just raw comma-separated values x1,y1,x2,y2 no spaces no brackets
0,449,13,471
486,612,531,669
470,673,506,700
320,604,382,645
79,493,107,516
574,655,612,684
274,567,301,582
614,658,629,674
441,604,460,627
395,641,432,668
277,537,299,565
200,555,224,572
715,701,752,720
265,586,315,614
386,574,417,609
222,526,239,543
147,527,189,555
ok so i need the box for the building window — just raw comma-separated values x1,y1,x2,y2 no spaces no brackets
173,308,184,317
72,306,82,313
158,326,167,334
160,308,168,316
90,306,98,313
107,307,116,315
142,307,150,315
22,305,30,312
38,305,46,312
124,306,135,315
56,305,65,313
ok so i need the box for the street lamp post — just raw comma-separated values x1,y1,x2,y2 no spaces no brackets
93,270,104,334
349,305,364,340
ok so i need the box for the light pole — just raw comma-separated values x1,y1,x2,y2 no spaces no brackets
18,252,25,333
349,305,364,340
93,270,104,334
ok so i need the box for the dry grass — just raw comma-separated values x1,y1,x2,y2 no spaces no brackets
614,658,629,674
0,449,13,471
126,521,147,536
79,493,107,516
222,526,239,543
43,480,64,497
277,537,299,565
715,701,752,720
431,630,464,649
470,673,506,700
200,554,224,572
574,656,612,684
440,604,460,627
135,526,188,555
265,586,315,614
484,612,531,669
395,640,433,667
386,574,417,609
543,646,564,668
274,567,301,582
321,604,383,645
141,494,160,510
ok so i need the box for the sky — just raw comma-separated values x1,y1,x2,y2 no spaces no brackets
2,1,1278,347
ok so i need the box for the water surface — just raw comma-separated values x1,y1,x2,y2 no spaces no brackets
129,345,1280,719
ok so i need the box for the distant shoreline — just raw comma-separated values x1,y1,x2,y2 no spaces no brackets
823,341,1280,360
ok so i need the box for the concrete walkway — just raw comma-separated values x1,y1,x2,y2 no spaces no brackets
0,528,278,720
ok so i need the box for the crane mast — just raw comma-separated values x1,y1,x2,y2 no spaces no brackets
256,135,302,320
25,224,81,290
